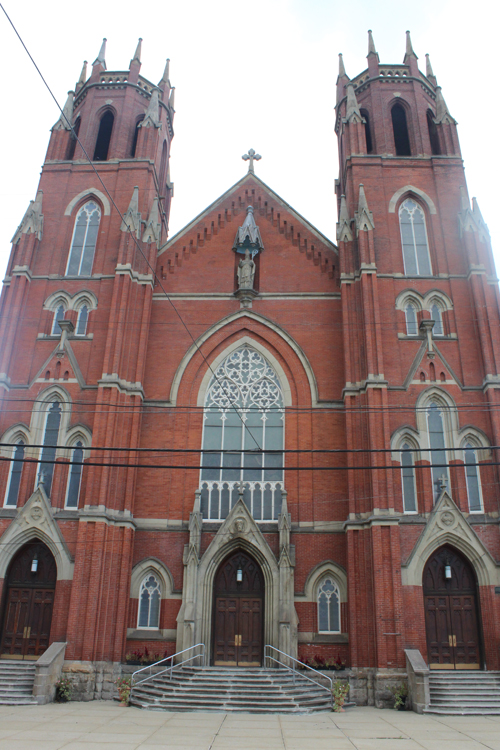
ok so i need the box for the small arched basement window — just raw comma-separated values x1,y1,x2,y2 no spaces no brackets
4,440,25,507
138,574,161,629
66,117,81,161
93,111,114,161
399,199,432,276
37,402,62,496
360,109,374,154
391,104,411,156
405,303,418,335
427,110,441,156
317,577,341,633
51,305,65,335
66,201,101,276
401,442,417,513
66,441,84,508
464,443,483,512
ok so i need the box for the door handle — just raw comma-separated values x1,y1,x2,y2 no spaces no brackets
23,627,27,639
448,635,453,647
453,634,457,647
235,634,242,647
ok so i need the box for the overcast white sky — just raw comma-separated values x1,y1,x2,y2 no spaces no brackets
0,0,498,280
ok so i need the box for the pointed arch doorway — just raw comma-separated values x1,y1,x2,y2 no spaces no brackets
213,550,264,666
423,545,482,669
0,541,56,660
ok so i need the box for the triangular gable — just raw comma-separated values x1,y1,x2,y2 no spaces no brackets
401,490,499,587
159,172,338,257
403,342,462,389
30,340,88,389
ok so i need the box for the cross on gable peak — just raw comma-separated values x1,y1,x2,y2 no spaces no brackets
242,148,261,173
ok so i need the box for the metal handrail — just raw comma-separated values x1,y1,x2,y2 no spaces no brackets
131,643,206,689
264,645,333,708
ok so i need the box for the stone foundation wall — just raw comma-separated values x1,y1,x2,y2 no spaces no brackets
62,661,123,701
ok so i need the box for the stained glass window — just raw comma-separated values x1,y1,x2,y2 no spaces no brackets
317,578,340,633
138,575,161,629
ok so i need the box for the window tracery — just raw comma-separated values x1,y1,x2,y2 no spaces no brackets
317,577,340,633
138,574,161,629
200,346,284,521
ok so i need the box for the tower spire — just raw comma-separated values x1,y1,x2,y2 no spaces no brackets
76,61,87,91
367,29,379,58
130,38,142,66
92,38,107,70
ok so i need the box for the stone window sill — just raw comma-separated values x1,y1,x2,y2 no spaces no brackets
298,632,348,644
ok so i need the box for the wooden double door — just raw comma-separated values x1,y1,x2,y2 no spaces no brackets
0,542,56,660
424,546,482,670
213,551,264,666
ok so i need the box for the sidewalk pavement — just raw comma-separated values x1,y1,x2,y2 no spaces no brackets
0,702,499,750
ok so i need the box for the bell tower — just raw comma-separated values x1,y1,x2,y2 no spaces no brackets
335,31,499,674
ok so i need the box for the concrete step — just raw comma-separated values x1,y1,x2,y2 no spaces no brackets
0,661,36,705
427,671,500,715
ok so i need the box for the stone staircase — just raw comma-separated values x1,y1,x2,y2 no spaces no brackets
130,666,333,713
425,671,500,715
0,661,37,705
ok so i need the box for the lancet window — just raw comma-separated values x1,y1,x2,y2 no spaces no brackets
427,402,448,500
52,305,65,335
399,199,432,276
65,441,84,508
4,441,25,507
405,303,418,335
200,346,284,521
93,111,114,161
76,305,89,336
37,402,62,496
138,574,161,629
317,577,341,633
401,442,417,513
66,202,101,276
464,443,483,512
430,304,444,335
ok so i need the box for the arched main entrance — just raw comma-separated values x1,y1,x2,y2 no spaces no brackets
423,545,482,669
0,540,56,660
213,550,264,666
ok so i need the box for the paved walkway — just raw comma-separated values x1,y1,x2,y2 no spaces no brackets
0,702,499,749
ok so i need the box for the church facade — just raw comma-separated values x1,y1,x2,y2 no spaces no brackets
0,32,499,705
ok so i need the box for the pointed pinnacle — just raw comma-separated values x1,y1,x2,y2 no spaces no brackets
367,29,377,56
168,86,175,110
159,58,170,87
358,184,369,211
76,60,88,89
339,194,350,224
93,38,107,68
405,30,417,58
425,53,435,80
472,197,488,228
129,186,139,212
131,38,142,66
459,186,470,212
338,53,346,77
435,86,455,123
345,83,362,121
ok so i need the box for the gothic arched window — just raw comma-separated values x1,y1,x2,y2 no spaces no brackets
405,303,418,335
52,305,65,335
427,402,448,501
138,574,161,629
37,402,62,495
317,577,341,633
399,199,432,276
391,103,411,156
4,441,25,507
130,116,144,158
66,201,101,276
200,346,284,521
66,117,81,161
66,441,84,508
401,442,417,513
93,111,114,161
76,305,89,336
360,109,374,154
464,443,483,512
430,304,444,335
427,110,441,155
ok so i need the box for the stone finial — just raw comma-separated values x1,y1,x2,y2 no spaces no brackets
345,84,363,123
76,60,87,91
337,194,353,242
425,53,436,82
11,191,44,243
52,91,74,131
140,88,161,128
242,148,261,174
434,86,456,125
367,29,378,57
159,58,170,87
404,30,417,60
168,86,175,111
355,184,375,233
233,205,264,252
142,197,161,244
92,38,107,69
120,186,141,237
338,53,346,77
130,38,142,66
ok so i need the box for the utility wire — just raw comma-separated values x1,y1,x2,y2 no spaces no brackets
0,3,263,451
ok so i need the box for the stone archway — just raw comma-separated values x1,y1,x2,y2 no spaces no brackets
0,540,56,660
423,545,482,670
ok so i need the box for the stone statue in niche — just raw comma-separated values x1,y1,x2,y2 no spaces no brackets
237,249,256,290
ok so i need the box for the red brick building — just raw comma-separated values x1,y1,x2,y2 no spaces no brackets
0,32,499,704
